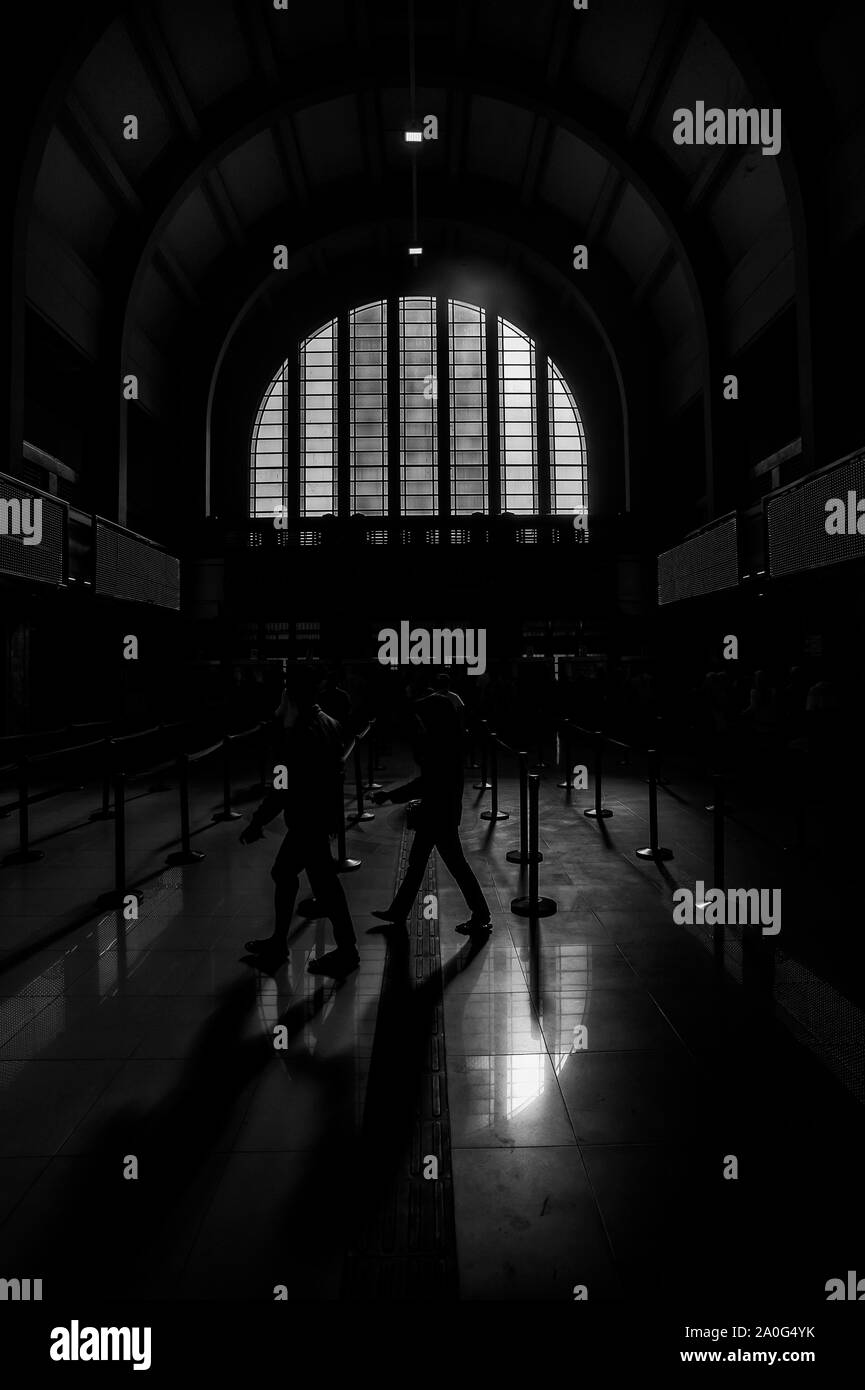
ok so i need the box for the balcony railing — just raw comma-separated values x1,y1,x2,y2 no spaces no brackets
228,515,585,549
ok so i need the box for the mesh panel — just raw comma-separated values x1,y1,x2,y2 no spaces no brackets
767,453,865,578
658,517,739,605
0,476,65,586
94,521,180,610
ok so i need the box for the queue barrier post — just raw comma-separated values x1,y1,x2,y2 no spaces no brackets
336,772,361,873
584,731,613,821
89,737,115,822
480,733,509,822
635,749,674,862
507,751,543,864
96,771,142,909
557,723,574,791
644,718,671,788
473,720,491,790
213,736,242,823
511,775,557,917
354,740,374,822
3,758,45,865
365,720,382,792
166,754,206,865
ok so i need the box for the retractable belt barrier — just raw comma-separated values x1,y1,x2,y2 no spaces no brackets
480,729,510,823
506,750,543,866
511,774,557,918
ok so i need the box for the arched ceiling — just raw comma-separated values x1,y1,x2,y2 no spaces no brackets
26,0,803,415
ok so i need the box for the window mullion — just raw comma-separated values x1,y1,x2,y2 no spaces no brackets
337,312,350,519
286,358,300,519
486,312,501,516
386,295,400,527
537,351,551,516
436,294,450,523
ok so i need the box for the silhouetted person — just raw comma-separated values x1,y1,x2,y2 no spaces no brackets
318,667,353,730
239,668,359,977
435,670,465,731
372,692,491,935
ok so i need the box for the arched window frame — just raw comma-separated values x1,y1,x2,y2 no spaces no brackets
250,297,588,530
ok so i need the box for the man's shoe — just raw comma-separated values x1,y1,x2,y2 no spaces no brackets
371,909,405,925
307,948,360,978
455,917,492,936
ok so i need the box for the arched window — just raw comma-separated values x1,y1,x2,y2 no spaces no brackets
250,296,588,529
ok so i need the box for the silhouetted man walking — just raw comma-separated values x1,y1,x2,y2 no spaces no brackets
372,691,491,934
240,668,360,977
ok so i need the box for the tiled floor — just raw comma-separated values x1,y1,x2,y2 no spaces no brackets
0,750,863,1302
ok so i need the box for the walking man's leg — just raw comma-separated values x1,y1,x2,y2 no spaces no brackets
305,834,357,956
435,827,491,927
245,833,303,955
380,829,435,923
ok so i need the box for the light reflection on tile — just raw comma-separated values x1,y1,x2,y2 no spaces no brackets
449,1053,576,1146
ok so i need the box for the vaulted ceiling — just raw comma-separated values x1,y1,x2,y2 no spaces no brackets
17,0,865,532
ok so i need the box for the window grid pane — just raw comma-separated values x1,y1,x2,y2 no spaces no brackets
350,301,387,515
549,358,588,533
449,300,487,515
300,321,336,516
250,363,289,518
499,318,537,514
400,297,437,516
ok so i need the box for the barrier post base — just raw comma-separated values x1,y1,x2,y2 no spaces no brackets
557,779,573,790
365,781,382,792
473,780,491,790
584,807,613,820
635,845,673,861
336,856,362,873
89,808,115,822
480,809,509,821
3,848,45,865
212,809,242,822
506,848,543,864
511,895,557,917
165,849,206,866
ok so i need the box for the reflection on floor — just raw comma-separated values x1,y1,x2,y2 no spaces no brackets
0,752,862,1302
